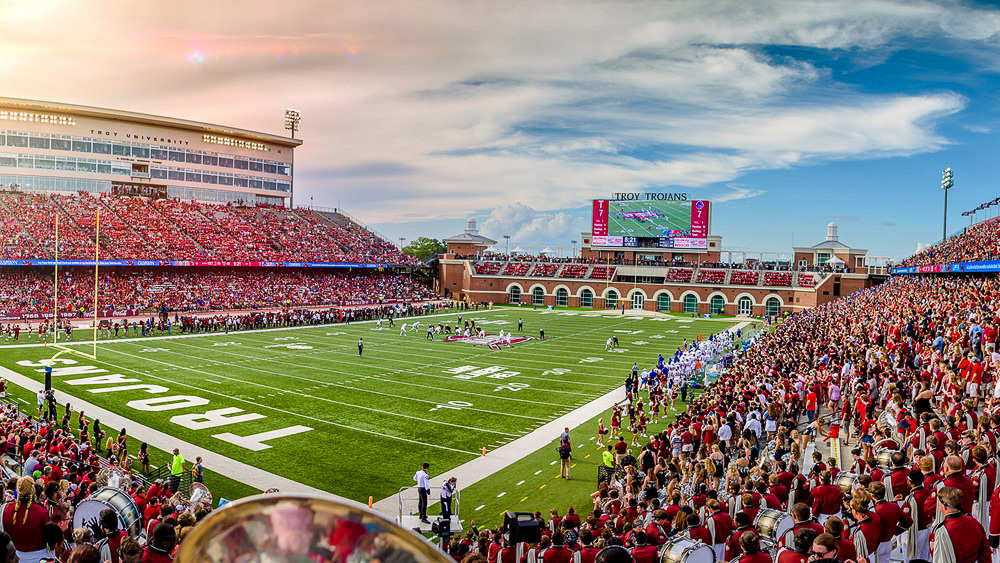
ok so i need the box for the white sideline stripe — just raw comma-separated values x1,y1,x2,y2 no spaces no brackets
496,492,506,498
475,505,485,511
516,480,525,486
549,460,557,465
104,345,511,438
0,308,509,349
371,384,625,515
0,365,332,497
371,320,752,517
70,349,481,456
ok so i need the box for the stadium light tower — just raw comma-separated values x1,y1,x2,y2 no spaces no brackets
503,235,510,257
284,109,301,209
571,240,578,258
399,237,406,249
941,167,954,242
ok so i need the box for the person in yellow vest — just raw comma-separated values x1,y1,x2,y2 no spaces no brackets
169,449,184,493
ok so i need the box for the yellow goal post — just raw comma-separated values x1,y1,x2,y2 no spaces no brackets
47,209,100,363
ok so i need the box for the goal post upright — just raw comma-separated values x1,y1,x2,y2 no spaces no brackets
47,209,99,364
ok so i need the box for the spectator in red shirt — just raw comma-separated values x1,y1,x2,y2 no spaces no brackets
2,476,50,561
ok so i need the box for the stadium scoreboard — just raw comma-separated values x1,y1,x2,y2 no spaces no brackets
591,196,710,248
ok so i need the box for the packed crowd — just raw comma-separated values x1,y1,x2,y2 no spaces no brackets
456,273,1000,563
0,268,436,319
0,191,417,265
899,218,1000,267
0,393,208,563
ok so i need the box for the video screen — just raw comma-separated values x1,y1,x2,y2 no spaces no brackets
591,200,708,247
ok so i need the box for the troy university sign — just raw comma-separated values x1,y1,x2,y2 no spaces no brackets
16,358,311,452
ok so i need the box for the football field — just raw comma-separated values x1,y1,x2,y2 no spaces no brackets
0,308,738,505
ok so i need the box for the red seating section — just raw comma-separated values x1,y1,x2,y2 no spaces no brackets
763,271,792,287
730,270,759,285
0,192,415,264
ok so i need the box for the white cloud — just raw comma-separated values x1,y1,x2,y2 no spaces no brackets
480,203,583,247
715,187,768,203
2,0,995,225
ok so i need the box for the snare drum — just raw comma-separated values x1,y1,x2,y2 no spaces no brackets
72,487,142,537
753,509,792,546
835,472,860,497
658,536,716,563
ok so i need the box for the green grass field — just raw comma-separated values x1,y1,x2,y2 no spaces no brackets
0,308,738,512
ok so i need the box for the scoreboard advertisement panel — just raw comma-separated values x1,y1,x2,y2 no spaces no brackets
591,199,709,247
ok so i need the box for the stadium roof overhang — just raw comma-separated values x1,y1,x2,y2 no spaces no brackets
0,97,303,148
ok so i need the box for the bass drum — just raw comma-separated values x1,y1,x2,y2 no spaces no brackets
876,410,896,437
659,536,716,563
753,508,793,546
73,487,142,537
835,472,860,498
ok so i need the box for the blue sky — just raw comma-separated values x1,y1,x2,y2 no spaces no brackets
7,0,1000,260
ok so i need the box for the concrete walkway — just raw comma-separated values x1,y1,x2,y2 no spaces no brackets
0,365,335,500
372,320,752,517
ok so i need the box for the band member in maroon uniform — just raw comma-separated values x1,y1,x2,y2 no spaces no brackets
903,470,934,563
629,532,658,563
779,504,824,549
707,498,734,561
739,532,773,563
812,472,844,524
930,487,991,563
938,456,977,520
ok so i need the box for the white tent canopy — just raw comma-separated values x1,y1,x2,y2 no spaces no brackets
826,255,845,266
540,247,554,254
511,246,526,254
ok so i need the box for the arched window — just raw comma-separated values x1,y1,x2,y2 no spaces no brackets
683,294,698,313
738,296,752,316
532,287,545,305
508,286,521,304
580,289,594,308
765,297,781,316
656,293,671,312
555,288,569,306
606,290,619,309
710,295,725,314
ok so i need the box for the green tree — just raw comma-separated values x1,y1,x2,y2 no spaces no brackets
402,237,446,261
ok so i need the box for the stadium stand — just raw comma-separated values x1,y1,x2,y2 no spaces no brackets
474,261,503,275
529,263,560,277
459,273,998,563
762,271,792,287
729,270,760,285
501,262,531,276
899,217,1000,266
797,273,817,288
0,268,435,318
694,269,725,284
666,268,694,283
0,192,415,265
559,264,589,278
589,266,615,280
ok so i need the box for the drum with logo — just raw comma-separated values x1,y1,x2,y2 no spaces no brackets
72,487,142,537
753,508,792,548
875,449,898,470
835,471,860,498
658,536,716,563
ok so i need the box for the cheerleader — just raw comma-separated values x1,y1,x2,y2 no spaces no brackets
611,409,622,436
597,418,609,446
651,398,661,423
139,442,151,474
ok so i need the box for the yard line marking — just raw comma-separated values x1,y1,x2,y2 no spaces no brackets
107,345,513,437
539,484,546,490
584,454,591,459
79,350,482,456
520,496,529,502
549,460,557,465
157,339,570,408
475,505,485,511
16,398,28,404
204,379,222,385
516,480,525,486
589,436,594,440
496,492,506,498
534,470,542,475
